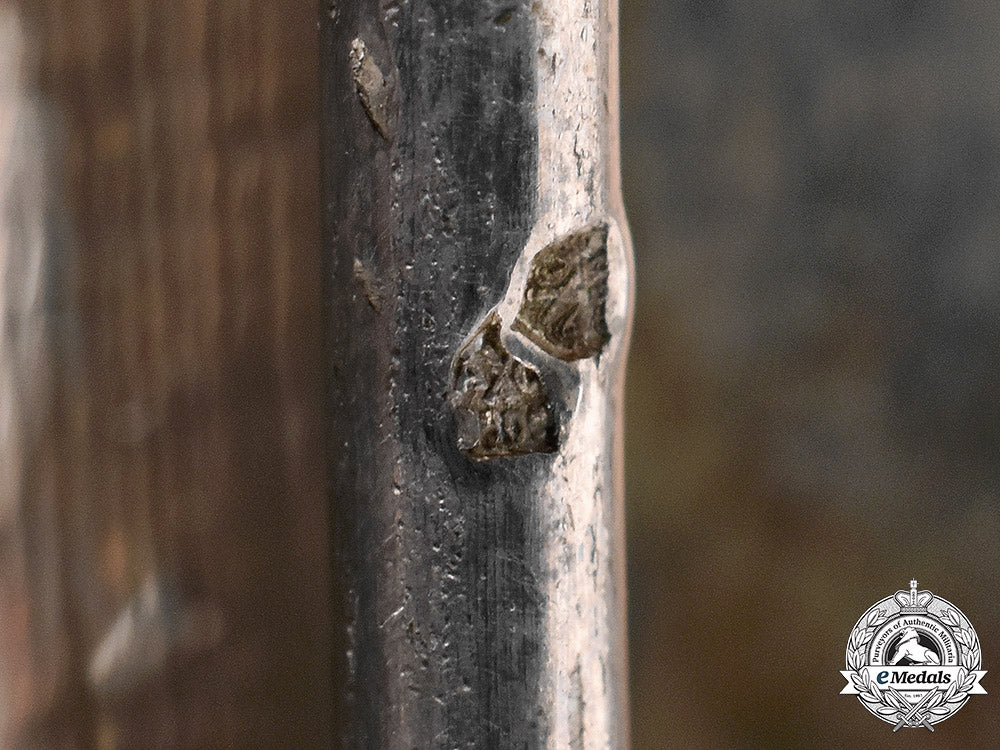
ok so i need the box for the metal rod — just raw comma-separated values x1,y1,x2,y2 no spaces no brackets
321,0,634,746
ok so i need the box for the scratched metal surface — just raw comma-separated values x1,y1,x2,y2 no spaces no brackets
12,1,1000,748
322,0,632,747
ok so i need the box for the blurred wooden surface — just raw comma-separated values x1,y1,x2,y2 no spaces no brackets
1,2,331,747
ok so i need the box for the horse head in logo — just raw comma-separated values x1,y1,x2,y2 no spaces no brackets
890,627,940,665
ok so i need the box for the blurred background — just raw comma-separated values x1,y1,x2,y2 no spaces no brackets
2,0,1000,747
622,2,1000,747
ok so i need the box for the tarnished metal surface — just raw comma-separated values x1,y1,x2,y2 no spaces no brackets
322,0,634,746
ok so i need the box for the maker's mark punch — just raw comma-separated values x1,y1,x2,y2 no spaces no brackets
513,222,610,361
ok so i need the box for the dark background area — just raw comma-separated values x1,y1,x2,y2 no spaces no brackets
2,0,999,747
622,2,1000,747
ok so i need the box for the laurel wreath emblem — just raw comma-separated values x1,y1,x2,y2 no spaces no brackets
845,605,981,724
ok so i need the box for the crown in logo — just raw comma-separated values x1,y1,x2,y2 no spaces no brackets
894,579,933,614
